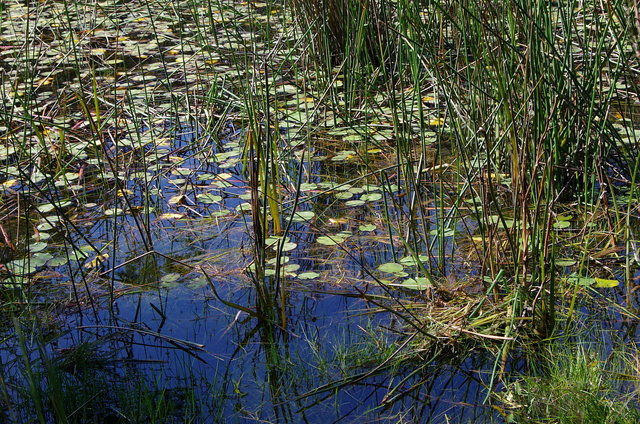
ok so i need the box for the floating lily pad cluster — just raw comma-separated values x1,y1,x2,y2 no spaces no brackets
0,0,607,298
377,255,432,291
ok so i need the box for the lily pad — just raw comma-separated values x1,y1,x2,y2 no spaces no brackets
360,193,382,202
556,259,576,267
390,277,432,290
567,274,595,286
281,242,297,252
399,255,429,266
594,278,619,288
378,262,404,273
29,242,48,253
161,273,181,283
292,211,315,222
344,200,365,207
358,224,376,232
317,236,339,246
553,220,571,229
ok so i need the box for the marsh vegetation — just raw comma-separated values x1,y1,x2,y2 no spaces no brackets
1,0,640,422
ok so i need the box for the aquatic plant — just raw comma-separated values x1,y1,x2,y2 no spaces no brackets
1,0,639,421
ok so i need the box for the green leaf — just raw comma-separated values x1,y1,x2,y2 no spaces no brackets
378,262,404,273
553,220,571,229
37,203,56,213
429,228,455,237
281,242,297,252
556,259,576,267
47,256,68,267
267,256,290,265
298,272,320,280
567,274,595,286
235,203,252,213
197,193,222,204
317,236,338,246
344,200,365,207
284,264,300,273
104,208,124,216
335,191,353,200
391,277,432,290
31,252,53,267
361,193,382,202
358,224,376,232
161,273,181,283
30,242,47,253
292,211,315,222
399,255,428,266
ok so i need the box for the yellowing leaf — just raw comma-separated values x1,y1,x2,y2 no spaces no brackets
84,253,109,269
428,118,445,126
167,194,184,205
158,213,185,220
34,77,54,87
594,278,619,288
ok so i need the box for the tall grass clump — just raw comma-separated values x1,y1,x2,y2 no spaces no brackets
422,0,639,338
289,0,394,68
288,0,640,339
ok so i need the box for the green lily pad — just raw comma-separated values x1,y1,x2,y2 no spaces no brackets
104,208,124,216
567,274,595,286
317,236,339,246
556,259,576,267
161,273,181,283
281,242,297,252
399,255,429,266
37,203,56,213
358,224,376,232
344,200,365,207
292,211,315,222
284,264,300,273
553,220,571,229
361,193,382,202
197,193,223,204
267,256,290,265
47,256,68,267
335,191,353,200
236,203,252,213
429,228,455,237
378,262,404,273
31,252,53,267
29,242,48,253
298,272,320,280
391,277,432,290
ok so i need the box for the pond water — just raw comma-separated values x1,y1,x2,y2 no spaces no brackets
0,119,501,421
1,0,639,422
